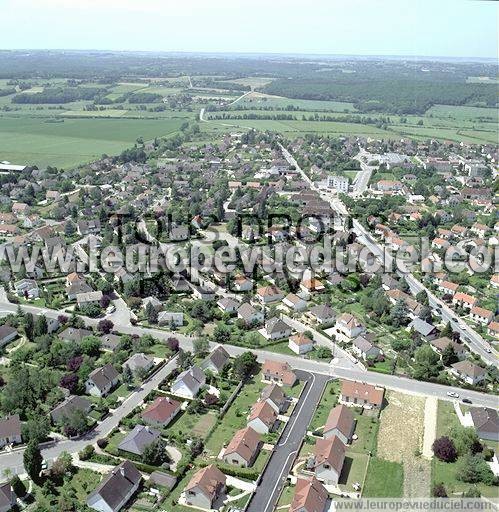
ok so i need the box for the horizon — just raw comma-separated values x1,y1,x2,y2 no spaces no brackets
1,0,497,60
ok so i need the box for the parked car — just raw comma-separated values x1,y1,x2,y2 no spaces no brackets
462,398,472,404
447,391,459,398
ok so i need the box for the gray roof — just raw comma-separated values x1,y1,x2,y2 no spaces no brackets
237,302,259,320
265,317,291,334
260,383,286,405
0,325,17,341
51,395,91,424
408,318,436,337
174,365,206,393
100,333,122,351
118,425,160,455
149,471,176,490
470,408,499,435
59,327,93,343
88,363,119,392
309,304,336,321
0,414,21,439
125,353,153,373
0,482,15,509
87,460,141,511
353,335,378,353
202,346,230,372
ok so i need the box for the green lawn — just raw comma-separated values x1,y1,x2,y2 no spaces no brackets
363,457,404,497
349,413,380,455
309,380,340,432
0,116,185,168
339,452,370,493
204,375,264,457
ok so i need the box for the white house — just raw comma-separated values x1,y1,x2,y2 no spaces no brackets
171,366,206,398
288,333,314,355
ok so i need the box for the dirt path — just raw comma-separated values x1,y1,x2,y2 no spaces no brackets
422,396,438,459
377,391,431,498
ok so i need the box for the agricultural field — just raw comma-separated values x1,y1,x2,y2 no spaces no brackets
0,116,186,168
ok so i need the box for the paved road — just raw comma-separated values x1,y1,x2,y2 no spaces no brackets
0,356,178,476
279,143,497,368
353,220,498,367
351,148,375,196
247,370,330,512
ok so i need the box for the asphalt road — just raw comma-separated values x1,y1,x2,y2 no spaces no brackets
247,370,330,512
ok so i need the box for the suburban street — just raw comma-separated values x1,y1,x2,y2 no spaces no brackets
247,370,330,512
351,147,375,196
280,145,498,368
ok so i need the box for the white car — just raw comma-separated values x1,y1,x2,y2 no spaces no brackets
106,305,116,314
446,391,459,398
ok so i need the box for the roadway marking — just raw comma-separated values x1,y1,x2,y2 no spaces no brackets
264,449,297,512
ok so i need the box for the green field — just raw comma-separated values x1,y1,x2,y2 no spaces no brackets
238,95,357,112
0,116,185,168
363,457,404,497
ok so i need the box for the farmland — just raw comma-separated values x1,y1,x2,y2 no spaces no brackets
0,116,186,168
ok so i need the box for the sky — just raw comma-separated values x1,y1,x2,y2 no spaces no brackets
0,0,497,59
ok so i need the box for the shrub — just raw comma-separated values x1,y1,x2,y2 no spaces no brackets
432,436,457,462
97,438,108,449
79,445,95,461
432,483,447,497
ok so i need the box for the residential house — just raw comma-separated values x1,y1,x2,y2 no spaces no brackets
0,482,16,512
77,219,101,236
451,361,487,386
86,460,142,512
233,274,253,292
247,401,278,434
339,380,385,409
184,465,226,510
171,366,206,398
141,296,162,312
77,290,103,307
59,327,93,343
85,364,120,397
256,284,284,304
13,278,39,299
124,353,154,375
0,326,17,349
470,408,499,442
470,306,493,325
439,281,459,296
100,333,122,352
352,334,382,361
260,384,288,414
288,333,314,355
300,278,325,294
118,425,160,456
490,274,499,289
222,426,261,468
0,415,22,448
407,318,438,340
201,346,230,374
306,304,336,326
335,313,365,340
488,322,499,338
311,435,346,485
290,477,328,512
217,297,239,314
452,292,478,310
141,396,181,427
262,360,297,387
157,311,184,327
262,317,293,340
323,405,355,445
282,293,307,312
50,395,91,425
430,337,466,360
237,303,264,326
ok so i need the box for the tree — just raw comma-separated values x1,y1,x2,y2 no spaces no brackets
79,336,101,357
10,475,26,498
441,344,458,367
97,319,114,334
389,299,409,328
60,373,79,394
213,324,231,344
232,352,259,381
462,486,481,497
456,454,495,485
193,337,210,356
441,322,453,338
34,315,48,337
61,409,88,437
432,436,457,462
432,483,447,497
204,393,218,406
167,337,179,352
416,290,429,306
49,452,73,482
145,302,158,324
142,438,171,466
22,414,50,444
122,365,133,387
418,305,433,324
412,344,442,380
24,440,43,481
100,295,111,309
315,346,333,359
178,349,193,370
24,313,34,341
450,426,482,456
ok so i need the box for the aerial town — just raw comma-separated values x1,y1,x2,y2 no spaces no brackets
0,2,497,511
